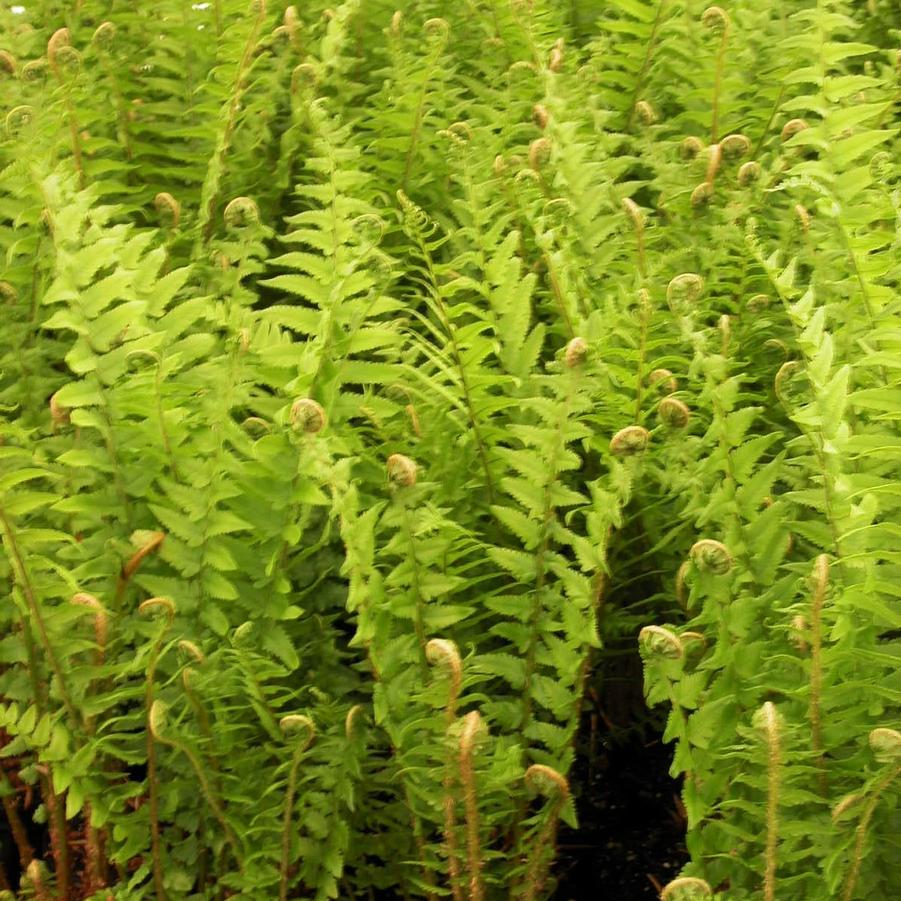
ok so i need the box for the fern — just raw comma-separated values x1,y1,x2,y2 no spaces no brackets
0,1,898,899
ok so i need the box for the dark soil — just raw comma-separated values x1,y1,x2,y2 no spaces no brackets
553,648,689,900
554,730,688,899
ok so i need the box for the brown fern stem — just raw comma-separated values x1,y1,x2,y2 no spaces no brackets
39,769,70,901
0,778,34,871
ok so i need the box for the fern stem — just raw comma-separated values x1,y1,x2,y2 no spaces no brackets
279,746,307,901
753,83,786,157
522,767,569,901
542,251,576,339
199,0,267,246
809,554,828,793
404,780,438,901
0,774,35,872
154,364,181,481
841,763,901,901
145,630,169,901
429,640,464,900
0,507,82,730
40,768,71,901
458,712,485,901
63,95,86,189
443,788,464,901
412,227,497,503
760,702,780,901
519,378,574,741
83,810,107,894
634,290,651,420
400,501,429,673
625,0,669,130
401,32,446,191
710,23,729,143
835,221,876,330
2,614,68,893
178,739,241,864
114,531,166,610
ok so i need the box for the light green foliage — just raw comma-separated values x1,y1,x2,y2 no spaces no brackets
0,0,897,899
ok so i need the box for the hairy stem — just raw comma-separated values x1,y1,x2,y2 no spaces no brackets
459,712,484,901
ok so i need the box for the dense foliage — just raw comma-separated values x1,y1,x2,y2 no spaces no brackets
0,0,898,898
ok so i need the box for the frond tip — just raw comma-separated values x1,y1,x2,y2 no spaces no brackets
869,727,901,763
290,398,326,434
49,391,70,429
666,273,704,308
689,539,733,575
139,596,176,620
524,763,570,799
610,425,650,456
178,640,206,664
635,100,657,126
681,136,705,159
71,593,109,648
224,196,260,229
780,118,808,142
387,453,417,488
660,876,713,899
528,138,552,171
564,337,589,368
0,50,17,75
426,638,463,713
738,161,761,185
148,700,169,741
154,192,181,229
649,369,678,392
690,182,713,207
532,104,549,130
638,625,684,660
701,6,730,34
279,714,316,750
92,21,117,48
720,133,750,157
658,397,690,428
47,27,71,65
621,197,645,233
